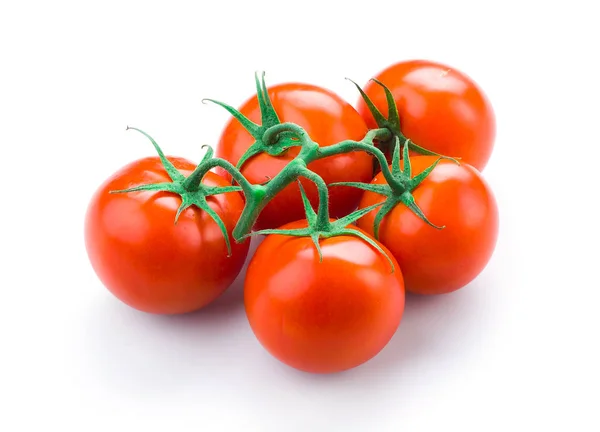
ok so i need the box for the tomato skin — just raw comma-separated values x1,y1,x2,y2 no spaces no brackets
84,156,249,314
357,157,498,295
244,221,405,373
216,83,373,230
357,60,496,171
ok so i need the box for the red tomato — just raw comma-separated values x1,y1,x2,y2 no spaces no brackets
85,156,249,314
357,157,498,295
216,83,373,230
244,220,405,373
357,60,496,171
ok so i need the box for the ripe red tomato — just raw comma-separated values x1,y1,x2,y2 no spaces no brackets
357,60,496,171
357,157,498,295
216,83,373,230
244,220,405,373
85,156,249,314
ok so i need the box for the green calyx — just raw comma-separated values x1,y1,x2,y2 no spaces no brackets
110,127,242,256
348,78,456,162
331,137,448,240
203,71,302,171
243,178,395,272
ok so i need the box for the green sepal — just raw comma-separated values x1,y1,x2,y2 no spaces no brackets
329,201,384,231
201,99,262,139
204,72,302,171
371,78,401,131
204,185,243,195
328,181,391,195
392,136,403,175
346,78,389,128
296,180,318,226
399,191,444,230
372,198,397,240
126,126,185,182
310,233,323,262
255,71,280,127
241,227,312,239
407,156,443,192
350,78,458,162
110,182,183,195
112,128,243,256
328,228,395,272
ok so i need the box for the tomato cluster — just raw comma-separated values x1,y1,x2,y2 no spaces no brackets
85,60,499,374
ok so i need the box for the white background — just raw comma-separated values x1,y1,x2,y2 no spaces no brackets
1,1,599,430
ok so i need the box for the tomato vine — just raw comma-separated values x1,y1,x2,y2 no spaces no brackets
118,72,456,271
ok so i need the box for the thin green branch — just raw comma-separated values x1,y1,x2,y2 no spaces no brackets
202,99,261,139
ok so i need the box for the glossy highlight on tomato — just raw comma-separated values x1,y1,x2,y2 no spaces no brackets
85,156,249,314
357,60,496,170
357,157,498,295
216,83,374,230
244,220,405,373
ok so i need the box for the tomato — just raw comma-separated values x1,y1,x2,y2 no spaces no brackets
84,156,249,314
244,220,405,373
357,157,498,295
357,60,496,171
216,83,373,230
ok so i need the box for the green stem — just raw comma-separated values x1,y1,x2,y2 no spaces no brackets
199,157,267,240
182,162,207,193
262,123,311,148
262,158,307,203
201,158,255,194
232,187,267,241
182,145,218,191
230,159,305,239
297,168,330,228
317,129,402,191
